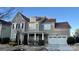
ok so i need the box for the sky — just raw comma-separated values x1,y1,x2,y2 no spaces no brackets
1,7,79,35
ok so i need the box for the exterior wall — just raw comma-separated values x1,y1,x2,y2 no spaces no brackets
39,23,43,31
0,24,2,38
10,28,17,41
11,22,26,41
28,22,39,31
11,13,28,41
48,29,70,45
25,23,28,31
1,25,11,38
40,22,55,31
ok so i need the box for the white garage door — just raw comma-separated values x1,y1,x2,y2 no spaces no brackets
48,35,67,44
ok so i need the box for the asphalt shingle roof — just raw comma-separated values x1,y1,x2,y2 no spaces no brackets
18,12,29,22
55,22,71,29
0,19,11,25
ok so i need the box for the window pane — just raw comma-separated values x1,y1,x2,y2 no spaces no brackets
44,24,51,30
29,23,36,30
12,24,14,29
16,24,20,29
22,23,24,29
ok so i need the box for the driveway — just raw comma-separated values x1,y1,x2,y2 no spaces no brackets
70,43,79,51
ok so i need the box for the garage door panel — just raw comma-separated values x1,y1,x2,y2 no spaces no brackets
48,36,67,44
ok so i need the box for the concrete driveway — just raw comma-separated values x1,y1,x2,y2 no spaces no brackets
70,43,79,51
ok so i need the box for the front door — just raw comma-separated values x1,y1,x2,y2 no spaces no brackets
23,34,28,45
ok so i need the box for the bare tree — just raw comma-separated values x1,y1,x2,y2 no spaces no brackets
0,7,15,19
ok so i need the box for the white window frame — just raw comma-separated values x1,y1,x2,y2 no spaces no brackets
12,23,16,30
44,24,51,30
20,23,24,29
29,23,36,30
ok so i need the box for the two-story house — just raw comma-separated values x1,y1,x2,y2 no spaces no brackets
0,20,11,39
10,12,71,46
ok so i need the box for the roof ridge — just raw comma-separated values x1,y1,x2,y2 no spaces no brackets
16,12,29,22
0,19,11,25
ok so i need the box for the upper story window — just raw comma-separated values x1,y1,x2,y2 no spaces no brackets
16,24,20,29
44,24,51,30
12,23,25,30
12,24,14,29
29,23,36,30
22,23,24,29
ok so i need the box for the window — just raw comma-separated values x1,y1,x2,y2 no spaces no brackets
58,36,61,38
22,23,24,29
16,24,20,29
30,17,36,22
29,23,36,30
44,24,51,30
53,37,56,38
12,24,14,29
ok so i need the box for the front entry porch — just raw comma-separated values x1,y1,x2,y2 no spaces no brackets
20,33,48,46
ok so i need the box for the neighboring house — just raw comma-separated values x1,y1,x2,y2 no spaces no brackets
11,12,71,45
0,20,11,39
74,29,79,37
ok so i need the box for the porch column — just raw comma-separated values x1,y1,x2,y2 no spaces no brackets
27,33,29,45
34,33,36,40
20,34,24,45
34,33,36,45
42,33,44,40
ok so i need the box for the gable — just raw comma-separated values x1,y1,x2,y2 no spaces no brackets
12,12,29,23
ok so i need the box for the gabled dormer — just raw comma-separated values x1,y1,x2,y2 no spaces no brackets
28,16,39,31
30,16,36,22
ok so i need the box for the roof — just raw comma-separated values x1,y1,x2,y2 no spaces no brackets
13,12,71,29
55,22,71,29
35,16,56,23
0,20,11,25
34,16,47,23
15,12,56,23
44,18,56,23
17,12,29,22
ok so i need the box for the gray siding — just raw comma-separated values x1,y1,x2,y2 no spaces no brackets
39,23,44,31
0,24,2,38
1,25,11,38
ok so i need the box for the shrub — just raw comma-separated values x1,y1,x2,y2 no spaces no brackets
38,40,44,46
1,38,10,44
75,37,79,43
29,40,34,45
23,39,27,45
67,37,76,45
0,38,1,43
